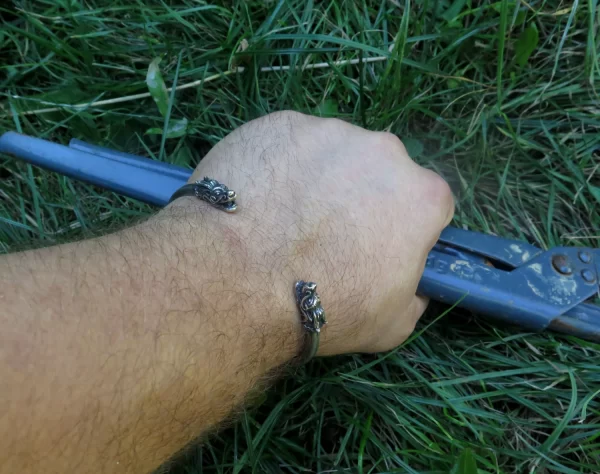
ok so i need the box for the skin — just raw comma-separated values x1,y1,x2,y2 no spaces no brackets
0,111,454,473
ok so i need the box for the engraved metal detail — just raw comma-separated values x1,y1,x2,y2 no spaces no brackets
194,177,237,212
295,280,327,333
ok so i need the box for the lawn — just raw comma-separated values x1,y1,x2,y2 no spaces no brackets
1,1,599,472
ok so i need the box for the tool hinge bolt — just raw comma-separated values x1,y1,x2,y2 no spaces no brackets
578,251,592,264
581,269,596,284
552,255,573,275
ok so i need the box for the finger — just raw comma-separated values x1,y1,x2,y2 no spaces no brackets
369,295,430,353
405,169,455,251
409,295,429,324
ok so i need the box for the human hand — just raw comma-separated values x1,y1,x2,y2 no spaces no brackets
181,111,454,356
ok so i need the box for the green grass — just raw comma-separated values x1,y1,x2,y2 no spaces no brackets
1,1,600,472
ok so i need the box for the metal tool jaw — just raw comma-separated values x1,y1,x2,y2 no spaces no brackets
418,227,600,341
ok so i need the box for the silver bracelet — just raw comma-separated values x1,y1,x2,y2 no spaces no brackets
170,178,327,362
169,177,237,212
295,280,327,363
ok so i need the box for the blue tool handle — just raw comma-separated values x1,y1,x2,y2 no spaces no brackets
0,132,190,206
419,244,600,340
419,251,551,330
438,226,542,268
68,139,192,181
550,305,600,341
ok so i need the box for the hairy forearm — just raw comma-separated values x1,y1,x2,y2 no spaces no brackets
0,202,301,473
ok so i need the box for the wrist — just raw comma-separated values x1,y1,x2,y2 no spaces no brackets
152,198,304,369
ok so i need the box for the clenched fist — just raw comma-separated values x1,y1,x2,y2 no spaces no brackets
182,111,454,355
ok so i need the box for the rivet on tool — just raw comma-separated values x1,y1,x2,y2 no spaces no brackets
581,269,596,284
578,251,592,264
552,255,573,275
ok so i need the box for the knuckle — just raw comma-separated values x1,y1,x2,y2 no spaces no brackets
421,170,455,225
376,132,407,155
321,116,353,133
267,110,306,122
